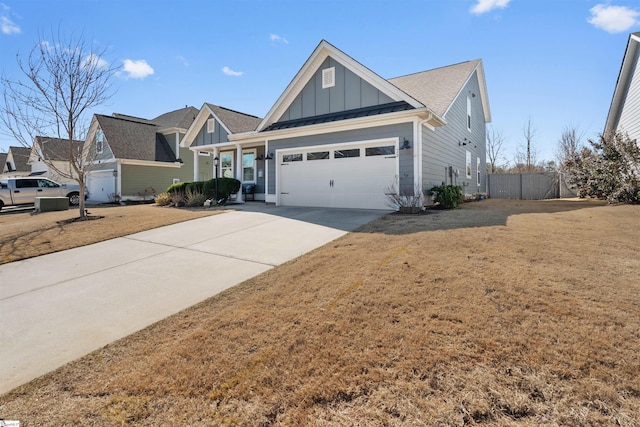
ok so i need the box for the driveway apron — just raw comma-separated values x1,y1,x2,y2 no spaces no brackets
0,206,386,395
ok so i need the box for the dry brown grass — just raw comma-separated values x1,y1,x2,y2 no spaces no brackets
0,204,222,265
1,199,639,426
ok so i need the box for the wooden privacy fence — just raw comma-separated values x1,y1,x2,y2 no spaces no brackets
487,173,577,200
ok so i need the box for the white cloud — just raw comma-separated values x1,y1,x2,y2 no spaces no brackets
121,59,154,79
222,66,243,77
1,14,20,34
270,33,289,44
588,4,639,33
83,53,108,69
470,0,511,15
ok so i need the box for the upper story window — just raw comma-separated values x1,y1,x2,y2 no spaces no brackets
322,67,335,89
207,118,215,133
96,129,104,153
467,97,472,131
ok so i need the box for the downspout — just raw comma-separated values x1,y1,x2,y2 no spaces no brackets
116,161,122,198
416,113,434,199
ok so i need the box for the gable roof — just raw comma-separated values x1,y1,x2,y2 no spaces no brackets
256,40,490,133
389,59,491,122
256,40,427,132
6,146,31,172
0,153,6,169
33,136,84,162
605,32,640,133
181,103,262,147
95,115,176,162
152,106,199,130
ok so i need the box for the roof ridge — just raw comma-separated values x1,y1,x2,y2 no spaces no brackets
389,59,480,80
207,103,262,119
100,114,160,127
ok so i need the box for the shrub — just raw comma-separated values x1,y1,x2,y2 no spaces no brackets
385,183,424,213
169,191,184,207
204,178,241,200
166,182,187,195
185,187,207,207
430,185,463,209
154,192,172,206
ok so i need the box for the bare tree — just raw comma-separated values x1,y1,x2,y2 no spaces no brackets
486,125,506,174
1,31,117,218
519,117,537,172
556,126,583,172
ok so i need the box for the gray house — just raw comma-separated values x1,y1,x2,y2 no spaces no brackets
28,136,84,185
179,103,263,195
194,40,490,209
606,32,640,141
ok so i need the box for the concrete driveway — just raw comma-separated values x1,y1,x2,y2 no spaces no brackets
0,205,387,395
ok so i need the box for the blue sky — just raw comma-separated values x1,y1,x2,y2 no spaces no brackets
1,0,639,164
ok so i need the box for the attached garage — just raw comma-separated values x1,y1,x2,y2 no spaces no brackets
276,140,398,210
87,170,116,203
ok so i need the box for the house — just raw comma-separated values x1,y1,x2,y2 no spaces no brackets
184,40,490,209
2,146,31,177
28,136,84,185
84,106,206,203
179,103,263,193
605,32,640,141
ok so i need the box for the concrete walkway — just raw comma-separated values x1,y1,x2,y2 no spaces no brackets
0,205,387,395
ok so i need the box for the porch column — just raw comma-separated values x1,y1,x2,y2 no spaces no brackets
193,150,199,182
235,144,244,203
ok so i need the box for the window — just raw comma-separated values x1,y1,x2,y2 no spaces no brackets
366,146,395,156
242,151,256,182
477,157,481,186
220,152,233,178
38,179,59,188
283,153,303,162
322,67,335,89
96,129,104,153
207,118,215,133
307,151,329,161
334,148,360,159
467,97,472,131
466,151,472,179
16,179,38,188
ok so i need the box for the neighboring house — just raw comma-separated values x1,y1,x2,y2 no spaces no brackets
28,136,84,185
180,103,263,197
85,106,205,203
2,146,31,178
605,32,640,141
185,40,490,209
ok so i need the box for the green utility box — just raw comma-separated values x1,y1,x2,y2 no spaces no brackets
35,197,69,212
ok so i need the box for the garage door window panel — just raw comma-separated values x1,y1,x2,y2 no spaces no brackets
282,153,303,163
334,148,360,159
365,146,395,156
307,151,329,160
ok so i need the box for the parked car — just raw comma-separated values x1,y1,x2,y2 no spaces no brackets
0,177,83,210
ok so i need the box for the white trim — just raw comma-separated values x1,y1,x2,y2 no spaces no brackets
118,159,183,168
241,148,257,184
181,103,233,148
256,40,425,132
232,108,442,144
274,137,399,206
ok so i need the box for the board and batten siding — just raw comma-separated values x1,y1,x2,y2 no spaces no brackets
192,115,230,147
279,57,395,122
422,70,487,195
618,43,640,141
266,122,413,195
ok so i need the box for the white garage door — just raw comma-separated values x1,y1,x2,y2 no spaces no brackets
87,170,116,203
278,141,398,209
